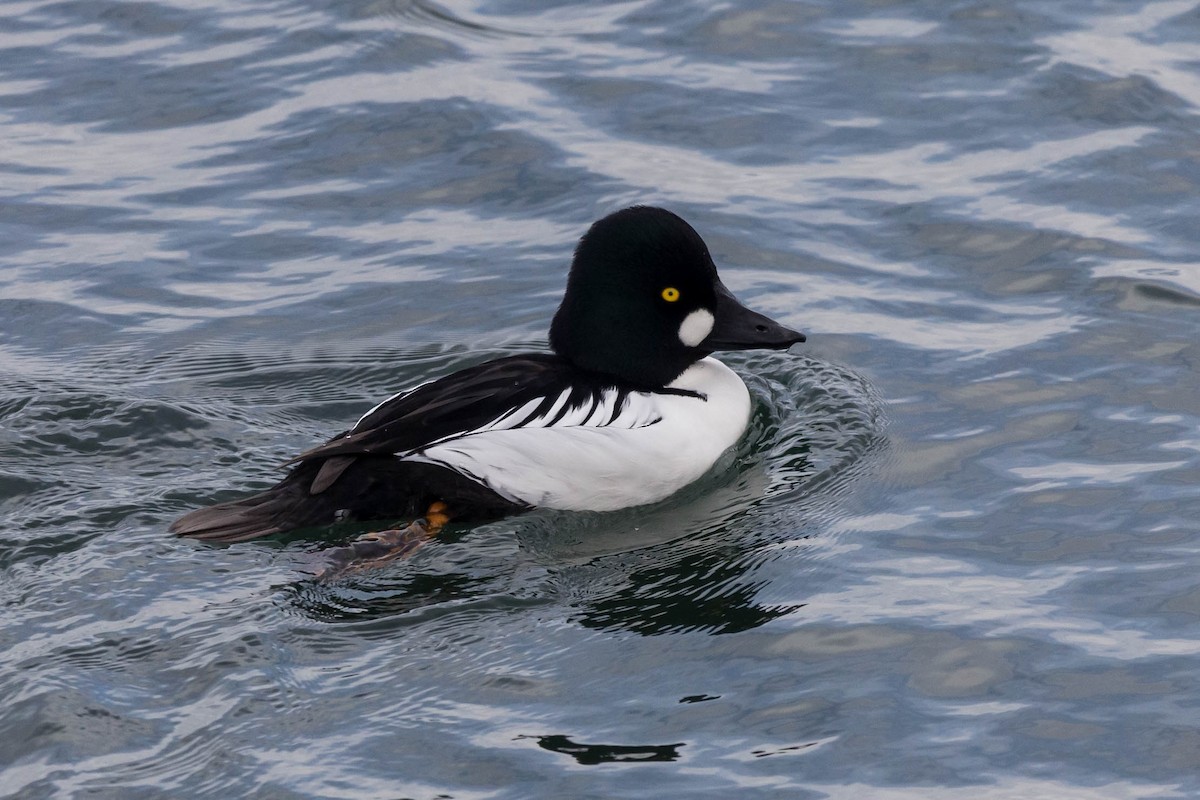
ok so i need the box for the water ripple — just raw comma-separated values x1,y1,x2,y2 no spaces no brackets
4,0,1200,796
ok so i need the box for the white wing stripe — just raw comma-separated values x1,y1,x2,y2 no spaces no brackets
405,386,662,458
484,396,545,432
353,379,433,429
540,388,574,425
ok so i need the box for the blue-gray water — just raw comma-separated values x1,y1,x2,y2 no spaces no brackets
3,0,1200,797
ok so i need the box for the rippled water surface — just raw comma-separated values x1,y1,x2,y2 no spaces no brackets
4,0,1200,797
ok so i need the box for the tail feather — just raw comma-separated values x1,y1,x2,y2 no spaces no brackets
170,460,340,542
171,457,524,544
169,488,295,543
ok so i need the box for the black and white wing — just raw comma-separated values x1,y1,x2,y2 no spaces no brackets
289,354,662,494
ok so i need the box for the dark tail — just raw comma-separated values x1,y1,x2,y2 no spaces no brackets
170,458,522,544
170,458,357,543
169,477,316,543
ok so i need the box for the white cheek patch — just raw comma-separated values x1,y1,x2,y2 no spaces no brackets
678,308,715,347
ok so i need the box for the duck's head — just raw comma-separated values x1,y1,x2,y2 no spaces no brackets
549,206,806,386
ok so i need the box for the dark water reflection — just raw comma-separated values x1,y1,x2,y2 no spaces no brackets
3,0,1200,798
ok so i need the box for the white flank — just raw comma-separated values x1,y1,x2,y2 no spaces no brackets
678,308,715,347
409,357,751,511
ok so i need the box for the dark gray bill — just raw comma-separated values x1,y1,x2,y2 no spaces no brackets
700,282,806,351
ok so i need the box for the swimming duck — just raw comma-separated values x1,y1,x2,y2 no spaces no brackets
171,206,805,547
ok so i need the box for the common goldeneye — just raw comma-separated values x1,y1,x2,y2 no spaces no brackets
171,206,805,544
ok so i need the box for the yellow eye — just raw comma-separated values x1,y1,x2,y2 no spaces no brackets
661,287,680,302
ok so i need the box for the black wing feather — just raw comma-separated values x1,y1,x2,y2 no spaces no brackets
286,354,603,465
172,354,662,541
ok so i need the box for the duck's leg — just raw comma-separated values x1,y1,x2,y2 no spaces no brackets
315,501,451,580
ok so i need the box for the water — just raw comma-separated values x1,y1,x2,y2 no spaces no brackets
2,0,1199,797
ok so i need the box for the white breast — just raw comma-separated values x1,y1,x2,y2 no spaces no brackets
407,357,752,511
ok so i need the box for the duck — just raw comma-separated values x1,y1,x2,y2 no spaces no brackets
171,206,805,547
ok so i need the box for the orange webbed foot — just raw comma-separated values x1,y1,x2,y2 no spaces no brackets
315,502,450,580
